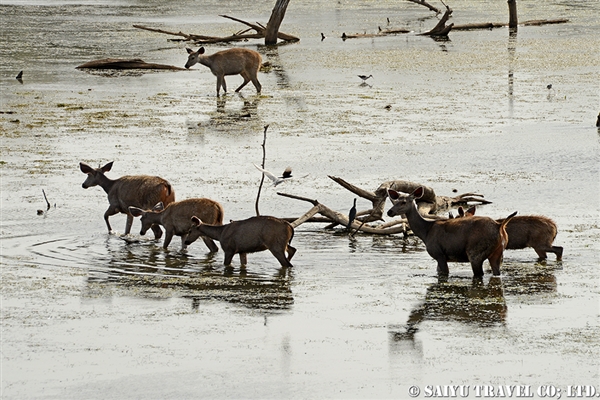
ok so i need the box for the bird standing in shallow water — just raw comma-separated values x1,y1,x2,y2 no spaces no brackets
358,74,373,82
347,198,357,229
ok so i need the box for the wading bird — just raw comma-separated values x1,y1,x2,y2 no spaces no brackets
358,74,373,82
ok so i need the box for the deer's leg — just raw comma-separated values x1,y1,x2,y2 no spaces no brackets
124,213,135,235
250,73,261,93
180,235,188,251
534,247,548,260
486,244,504,276
552,246,563,261
286,245,296,261
223,251,235,266
162,229,174,250
239,253,248,266
235,72,251,92
435,258,449,276
202,237,219,253
103,208,117,233
270,249,293,268
151,224,163,240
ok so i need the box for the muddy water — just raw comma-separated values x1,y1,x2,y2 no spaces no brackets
1,0,599,398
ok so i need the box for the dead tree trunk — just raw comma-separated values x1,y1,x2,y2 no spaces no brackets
419,5,453,36
508,0,518,29
265,0,291,45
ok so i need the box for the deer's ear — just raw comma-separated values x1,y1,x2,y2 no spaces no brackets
186,48,194,54
412,186,424,199
153,202,164,212
198,47,205,54
191,216,201,226
387,189,399,200
101,161,114,173
79,162,93,174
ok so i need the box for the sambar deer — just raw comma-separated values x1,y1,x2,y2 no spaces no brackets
185,47,262,96
387,187,516,277
80,161,175,238
186,215,296,268
129,198,224,252
456,206,563,261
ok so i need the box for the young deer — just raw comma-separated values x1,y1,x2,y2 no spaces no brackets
80,161,175,238
186,215,296,268
387,187,516,277
129,198,224,252
185,47,262,96
456,207,563,261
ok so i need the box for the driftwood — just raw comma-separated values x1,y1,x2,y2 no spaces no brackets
275,177,491,236
76,58,185,70
328,176,491,222
278,193,408,235
453,18,568,31
133,14,299,45
406,0,441,14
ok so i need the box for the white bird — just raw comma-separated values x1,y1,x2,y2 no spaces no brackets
253,164,293,186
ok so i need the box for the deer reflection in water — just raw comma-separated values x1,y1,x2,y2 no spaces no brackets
392,276,507,341
391,264,558,341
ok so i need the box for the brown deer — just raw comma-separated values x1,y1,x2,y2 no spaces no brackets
80,161,175,238
129,198,224,252
387,187,516,277
185,47,262,96
456,207,563,261
187,215,296,268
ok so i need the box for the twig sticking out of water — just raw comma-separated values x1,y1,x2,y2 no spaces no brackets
37,189,51,215
255,125,270,216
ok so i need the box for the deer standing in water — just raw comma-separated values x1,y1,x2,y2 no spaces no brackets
186,215,296,268
185,47,262,96
456,206,563,261
129,198,224,252
387,187,516,277
80,161,175,238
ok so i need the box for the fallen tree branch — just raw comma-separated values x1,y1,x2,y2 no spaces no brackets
278,192,408,235
406,0,441,14
452,18,568,31
134,15,299,45
76,58,186,70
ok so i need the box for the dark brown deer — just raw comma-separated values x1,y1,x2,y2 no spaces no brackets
185,47,262,96
387,187,516,277
187,215,296,268
456,207,563,261
129,198,224,252
80,161,175,238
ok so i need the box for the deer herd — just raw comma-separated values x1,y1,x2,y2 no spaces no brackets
80,160,562,277
77,48,564,275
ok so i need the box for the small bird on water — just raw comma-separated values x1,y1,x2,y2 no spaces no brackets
321,33,326,41
358,74,373,82
347,198,357,229
253,164,293,186
546,84,553,90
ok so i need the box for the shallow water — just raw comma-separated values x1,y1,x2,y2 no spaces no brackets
1,0,599,398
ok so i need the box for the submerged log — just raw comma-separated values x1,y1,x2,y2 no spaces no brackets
76,58,186,70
